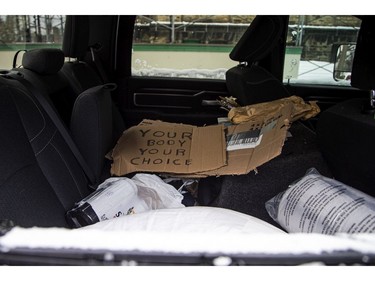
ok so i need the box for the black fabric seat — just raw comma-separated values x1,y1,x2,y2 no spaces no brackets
12,45,122,184
70,84,117,182
12,49,124,190
316,17,375,197
10,45,121,188
61,16,125,142
226,16,290,106
59,16,126,182
0,75,90,227
11,48,108,183
14,48,77,127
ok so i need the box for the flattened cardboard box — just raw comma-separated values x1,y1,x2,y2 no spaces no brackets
111,121,227,176
168,103,292,177
198,102,292,176
111,102,292,177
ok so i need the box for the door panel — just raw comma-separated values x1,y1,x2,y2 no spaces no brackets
285,83,369,130
120,77,370,129
119,76,230,126
286,84,368,110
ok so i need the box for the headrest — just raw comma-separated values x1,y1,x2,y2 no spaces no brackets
62,16,90,59
351,16,375,90
230,16,284,63
22,49,65,75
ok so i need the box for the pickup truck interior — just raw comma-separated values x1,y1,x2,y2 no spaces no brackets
0,14,374,265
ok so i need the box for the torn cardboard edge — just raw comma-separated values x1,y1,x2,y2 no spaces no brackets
180,102,292,177
228,95,320,124
111,101,292,178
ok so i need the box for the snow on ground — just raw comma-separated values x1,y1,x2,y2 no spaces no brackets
287,60,351,86
132,60,352,86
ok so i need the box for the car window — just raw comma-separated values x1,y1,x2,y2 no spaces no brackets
0,15,65,70
131,15,255,79
283,15,361,86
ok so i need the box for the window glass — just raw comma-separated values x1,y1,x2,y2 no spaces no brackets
0,15,65,70
132,15,254,79
283,15,361,86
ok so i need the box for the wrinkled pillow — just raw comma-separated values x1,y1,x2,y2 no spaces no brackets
266,168,375,234
85,206,285,234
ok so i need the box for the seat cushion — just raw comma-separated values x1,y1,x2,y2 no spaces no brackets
0,76,90,227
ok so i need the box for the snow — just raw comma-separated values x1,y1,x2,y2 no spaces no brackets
132,60,352,87
286,60,351,86
1,226,375,256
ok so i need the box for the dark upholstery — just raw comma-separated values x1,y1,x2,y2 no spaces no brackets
229,16,284,62
16,49,76,126
61,61,125,153
61,15,102,91
62,62,103,94
22,48,65,75
16,46,123,184
351,16,375,90
316,98,375,197
61,16,125,146
226,16,290,106
226,64,290,106
0,76,90,227
62,16,90,59
317,18,375,197
70,84,115,182
61,15,108,84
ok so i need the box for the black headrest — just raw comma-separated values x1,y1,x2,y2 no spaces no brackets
230,16,284,63
62,16,90,59
351,16,375,90
22,49,65,75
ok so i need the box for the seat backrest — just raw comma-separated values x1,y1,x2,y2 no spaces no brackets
70,84,117,182
61,15,125,144
316,17,375,197
15,48,76,127
226,16,290,106
229,16,283,63
0,75,90,228
14,47,121,185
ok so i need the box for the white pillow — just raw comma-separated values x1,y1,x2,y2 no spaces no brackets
84,206,285,234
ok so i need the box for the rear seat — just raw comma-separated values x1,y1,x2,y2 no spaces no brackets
10,48,115,185
0,75,90,227
70,83,117,182
0,36,122,226
60,17,126,180
61,15,125,142
13,48,76,127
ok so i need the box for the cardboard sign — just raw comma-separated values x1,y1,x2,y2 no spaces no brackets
111,101,292,177
111,122,227,176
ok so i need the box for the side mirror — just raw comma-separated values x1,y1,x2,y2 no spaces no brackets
333,43,356,81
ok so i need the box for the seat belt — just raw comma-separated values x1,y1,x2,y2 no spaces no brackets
89,43,109,83
8,71,99,190
12,50,27,68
